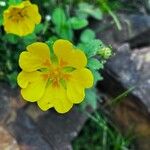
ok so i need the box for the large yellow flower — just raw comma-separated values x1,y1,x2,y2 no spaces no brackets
17,40,93,113
3,1,41,36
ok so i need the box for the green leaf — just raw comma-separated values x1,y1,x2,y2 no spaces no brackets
81,88,97,109
8,0,22,5
52,8,66,27
89,8,103,20
47,36,58,44
51,8,73,40
92,70,103,85
69,17,88,30
7,71,17,88
34,23,44,34
88,58,104,70
0,14,3,26
77,2,93,19
77,2,103,20
23,33,37,45
55,25,73,40
3,34,19,44
80,29,95,43
78,40,105,58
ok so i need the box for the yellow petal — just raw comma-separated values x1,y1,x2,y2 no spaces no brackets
38,84,73,113
53,39,87,68
67,80,85,104
27,42,50,58
19,42,51,72
19,51,43,72
3,19,20,35
37,99,53,111
66,69,93,103
21,75,47,102
37,86,54,111
71,68,93,88
17,71,41,89
26,3,41,24
12,20,34,36
18,19,35,36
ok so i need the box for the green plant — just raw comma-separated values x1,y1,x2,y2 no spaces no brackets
73,110,133,150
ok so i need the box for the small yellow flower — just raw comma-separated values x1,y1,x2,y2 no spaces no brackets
3,1,41,36
17,40,93,113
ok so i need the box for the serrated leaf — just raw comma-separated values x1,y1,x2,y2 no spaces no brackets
52,8,66,27
78,40,104,58
88,58,104,70
69,17,88,30
80,29,95,43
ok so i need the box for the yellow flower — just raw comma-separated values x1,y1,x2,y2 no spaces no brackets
3,1,41,36
17,39,93,113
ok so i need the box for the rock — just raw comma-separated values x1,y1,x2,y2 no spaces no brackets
7,109,52,150
105,44,150,111
98,44,150,150
0,125,19,150
26,104,90,150
115,14,150,48
0,83,26,125
92,14,150,49
0,83,91,150
107,95,150,150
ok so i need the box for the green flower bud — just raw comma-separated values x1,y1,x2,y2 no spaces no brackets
98,47,112,59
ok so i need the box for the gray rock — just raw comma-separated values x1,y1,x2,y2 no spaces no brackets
0,83,26,125
93,14,150,49
7,109,52,150
0,83,91,150
104,44,150,111
26,104,89,150
98,44,150,150
115,14,150,48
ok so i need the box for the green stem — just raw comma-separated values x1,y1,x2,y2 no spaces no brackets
99,0,122,30
42,21,49,35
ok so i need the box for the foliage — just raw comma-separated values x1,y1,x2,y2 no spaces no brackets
73,111,134,150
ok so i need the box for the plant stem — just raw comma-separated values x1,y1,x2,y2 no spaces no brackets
99,0,122,30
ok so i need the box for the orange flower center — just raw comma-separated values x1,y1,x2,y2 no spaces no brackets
9,7,28,22
42,60,72,88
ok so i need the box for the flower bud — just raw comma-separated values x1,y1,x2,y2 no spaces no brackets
98,47,112,59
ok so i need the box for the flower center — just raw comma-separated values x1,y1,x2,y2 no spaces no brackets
9,7,28,22
42,65,71,88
